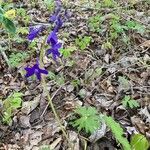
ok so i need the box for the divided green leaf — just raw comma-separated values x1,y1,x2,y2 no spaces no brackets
72,106,100,134
122,95,139,109
75,36,92,51
60,47,76,58
130,134,150,150
3,17,16,33
2,92,23,124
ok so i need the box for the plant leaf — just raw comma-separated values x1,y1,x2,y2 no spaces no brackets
3,17,16,33
73,106,100,133
104,116,131,150
130,134,150,150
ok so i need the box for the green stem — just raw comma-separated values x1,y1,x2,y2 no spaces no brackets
39,27,72,148
42,78,69,141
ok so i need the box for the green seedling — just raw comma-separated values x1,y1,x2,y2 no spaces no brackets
8,52,29,67
60,47,76,58
72,106,100,134
75,36,92,51
44,0,55,12
88,15,102,33
1,92,23,124
122,95,139,109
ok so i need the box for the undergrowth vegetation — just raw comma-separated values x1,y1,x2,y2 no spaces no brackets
0,0,149,149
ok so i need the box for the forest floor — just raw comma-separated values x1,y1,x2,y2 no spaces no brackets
0,0,150,150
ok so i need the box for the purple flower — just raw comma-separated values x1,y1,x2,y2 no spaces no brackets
47,42,62,60
25,62,48,80
50,14,58,22
47,31,58,45
49,0,61,22
54,17,63,32
56,0,62,7
28,25,43,41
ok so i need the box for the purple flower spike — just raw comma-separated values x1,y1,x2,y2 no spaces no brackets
56,0,62,8
28,25,43,41
49,0,62,23
47,31,58,45
25,62,48,80
47,42,62,60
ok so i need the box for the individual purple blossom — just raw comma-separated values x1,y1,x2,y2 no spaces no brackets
25,62,48,80
50,14,58,22
47,42,62,61
54,17,63,32
56,0,62,7
47,31,58,45
28,25,43,41
49,0,61,22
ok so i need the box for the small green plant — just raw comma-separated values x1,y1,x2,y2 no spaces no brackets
75,36,92,51
39,145,52,150
1,92,23,124
71,79,80,88
47,71,65,85
102,0,116,7
55,73,65,85
72,106,100,134
125,20,145,34
130,134,150,150
17,27,28,35
101,41,113,50
104,116,131,150
60,47,76,58
48,71,56,80
109,18,146,42
122,95,140,109
88,15,102,33
109,18,126,40
8,52,29,67
17,8,30,25
88,13,145,44
44,0,55,12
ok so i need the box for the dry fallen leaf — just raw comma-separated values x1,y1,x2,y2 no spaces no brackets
68,131,80,150
140,40,150,48
21,95,40,115
89,116,106,142
131,116,149,134
139,107,150,123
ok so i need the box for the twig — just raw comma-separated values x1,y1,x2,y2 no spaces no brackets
0,48,10,68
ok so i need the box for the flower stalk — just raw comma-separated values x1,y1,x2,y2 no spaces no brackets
39,29,73,149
